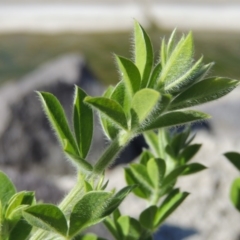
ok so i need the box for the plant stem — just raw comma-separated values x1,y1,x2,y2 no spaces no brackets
31,131,133,240
93,131,132,174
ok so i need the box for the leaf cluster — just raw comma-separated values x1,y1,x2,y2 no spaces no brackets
0,171,35,240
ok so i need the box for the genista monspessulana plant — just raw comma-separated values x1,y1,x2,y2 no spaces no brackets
0,21,239,240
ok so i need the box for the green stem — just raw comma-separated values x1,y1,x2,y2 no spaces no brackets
93,131,131,175
31,131,133,240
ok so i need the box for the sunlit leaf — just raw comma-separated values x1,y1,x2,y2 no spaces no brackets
143,110,210,131
134,20,153,87
170,77,239,110
85,97,128,130
0,171,16,208
230,178,240,212
23,204,68,236
115,55,141,96
131,89,161,128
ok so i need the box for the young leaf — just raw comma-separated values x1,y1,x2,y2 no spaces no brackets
154,189,189,226
134,20,153,87
111,81,131,116
179,144,202,164
130,163,154,190
124,168,151,199
104,217,120,240
115,55,141,96
0,171,16,208
5,191,34,219
75,233,107,240
160,37,167,67
100,86,119,140
158,32,194,88
161,166,187,193
9,219,32,240
68,191,113,237
165,57,203,93
73,86,93,158
23,204,68,236
131,89,161,128
142,110,210,131
116,215,130,239
102,186,136,217
37,92,78,155
84,97,128,130
116,216,142,240
139,205,158,230
170,77,239,110
147,62,162,88
147,158,166,189
224,152,240,172
139,150,155,166
182,163,207,175
143,131,161,157
230,178,240,212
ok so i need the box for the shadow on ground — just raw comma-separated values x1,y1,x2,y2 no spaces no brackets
154,224,198,240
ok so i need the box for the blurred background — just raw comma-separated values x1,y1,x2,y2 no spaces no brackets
1,0,240,239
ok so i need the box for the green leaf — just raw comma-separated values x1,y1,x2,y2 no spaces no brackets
102,186,136,217
84,181,93,193
165,57,203,93
147,63,162,88
124,168,151,199
179,144,202,164
182,163,207,175
7,205,28,222
73,86,93,158
139,150,155,166
224,152,240,172
134,20,153,87
170,77,239,110
9,219,32,240
230,178,240,212
154,189,189,226
161,166,187,194
143,131,161,157
5,191,34,219
37,92,78,155
100,86,119,140
143,110,210,131
116,215,129,239
130,163,153,190
85,96,128,130
75,233,107,240
116,216,142,240
131,89,161,128
139,205,158,230
166,28,177,57
0,171,16,209
160,38,167,68
111,81,131,116
115,55,141,96
104,217,120,240
68,191,113,237
158,32,194,88
23,204,68,236
147,158,166,189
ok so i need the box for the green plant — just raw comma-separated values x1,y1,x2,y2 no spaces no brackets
0,21,239,240
224,152,240,212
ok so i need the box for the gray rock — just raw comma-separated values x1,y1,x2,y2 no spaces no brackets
0,54,105,202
